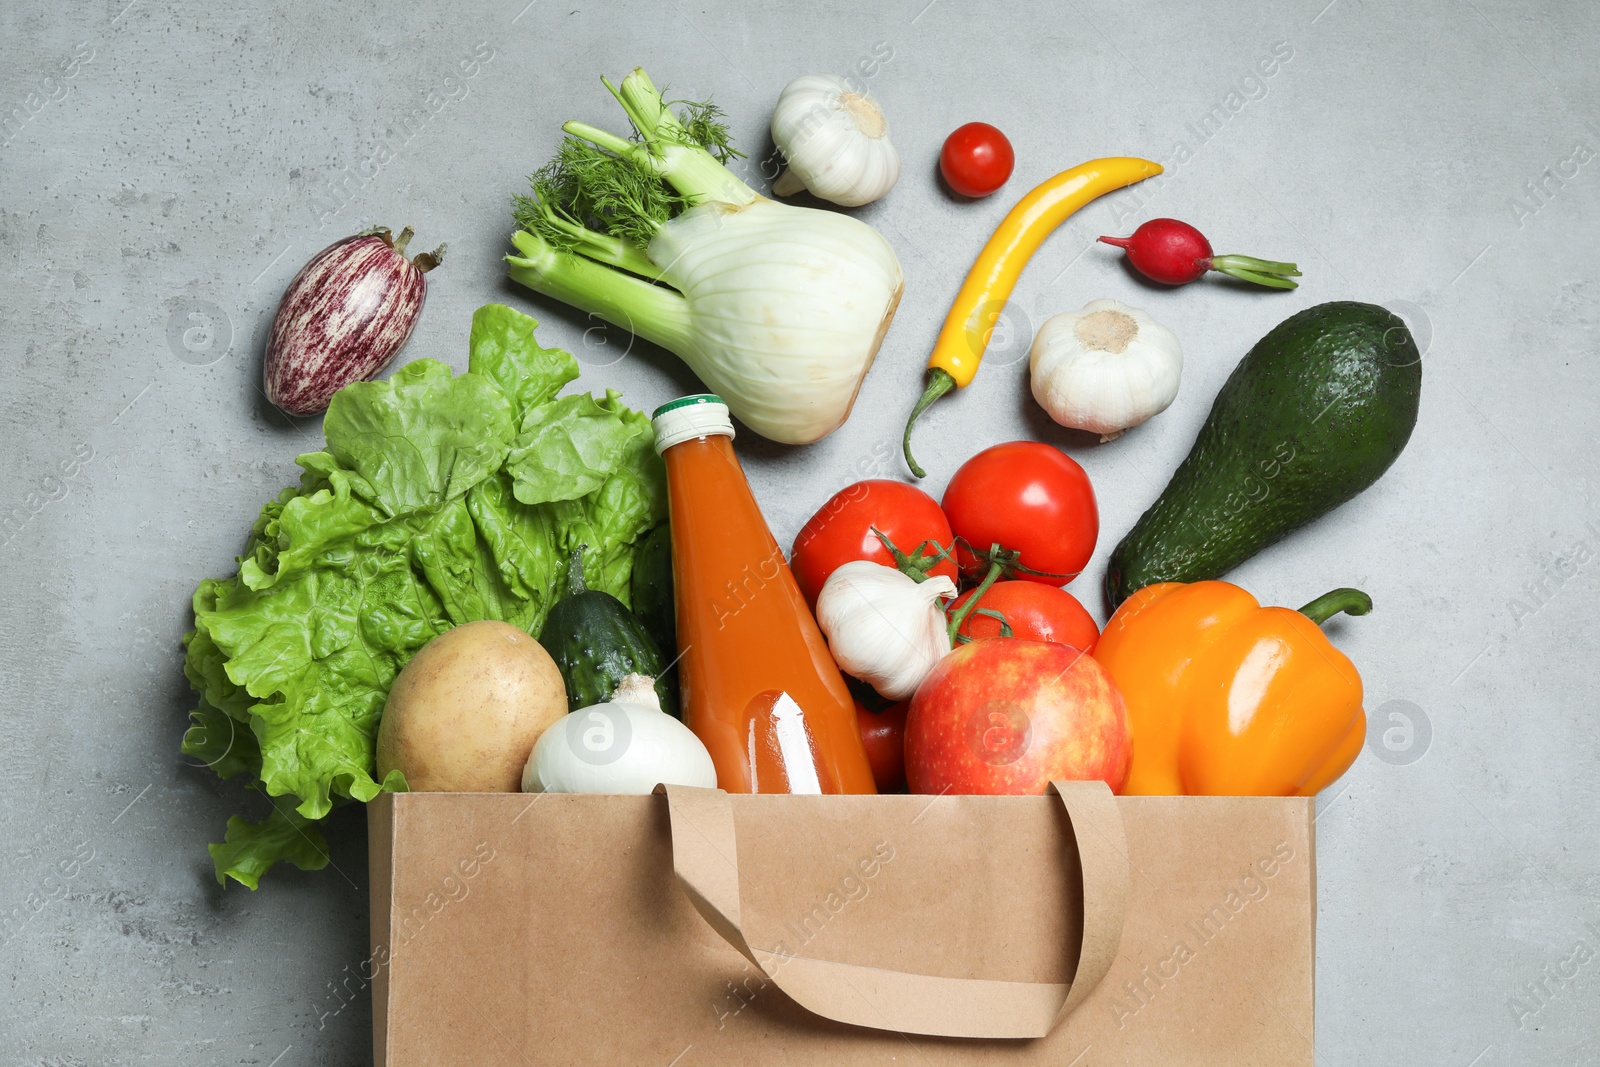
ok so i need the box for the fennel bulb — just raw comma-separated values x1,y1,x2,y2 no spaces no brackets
507,68,904,445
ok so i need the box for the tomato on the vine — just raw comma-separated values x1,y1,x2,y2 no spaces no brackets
791,480,957,607
941,442,1098,585
855,699,908,793
949,581,1100,651
938,122,1014,198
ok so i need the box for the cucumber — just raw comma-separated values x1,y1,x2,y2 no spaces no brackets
539,546,679,717
1106,301,1421,607
630,523,676,658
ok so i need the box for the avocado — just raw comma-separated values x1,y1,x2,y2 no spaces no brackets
1105,301,1421,607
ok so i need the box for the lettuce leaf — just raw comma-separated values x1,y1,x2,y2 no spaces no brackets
322,360,518,519
467,301,579,409
181,304,666,887
207,795,333,891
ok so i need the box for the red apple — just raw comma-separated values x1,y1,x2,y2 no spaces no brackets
906,638,1131,795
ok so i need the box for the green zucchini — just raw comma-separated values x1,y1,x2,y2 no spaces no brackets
539,546,679,717
1106,301,1421,607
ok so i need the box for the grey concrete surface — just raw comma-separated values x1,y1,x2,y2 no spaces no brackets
1,0,1597,1063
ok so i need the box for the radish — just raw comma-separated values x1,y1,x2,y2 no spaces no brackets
1098,218,1300,289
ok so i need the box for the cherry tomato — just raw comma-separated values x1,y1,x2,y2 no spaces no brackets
855,699,908,793
938,122,1015,198
791,479,957,607
941,442,1097,585
949,581,1100,652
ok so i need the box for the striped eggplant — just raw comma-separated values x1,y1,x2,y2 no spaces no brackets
263,226,443,416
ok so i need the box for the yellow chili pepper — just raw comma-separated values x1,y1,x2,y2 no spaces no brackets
901,156,1164,477
1093,580,1370,796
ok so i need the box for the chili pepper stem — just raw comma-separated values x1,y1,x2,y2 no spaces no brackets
902,368,956,479
1298,587,1372,625
945,547,1007,641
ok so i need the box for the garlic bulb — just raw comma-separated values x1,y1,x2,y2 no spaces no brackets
1029,298,1183,442
770,75,900,207
815,560,956,700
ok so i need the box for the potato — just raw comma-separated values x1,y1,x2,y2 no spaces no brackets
376,620,567,792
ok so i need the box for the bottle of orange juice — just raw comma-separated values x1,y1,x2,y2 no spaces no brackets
653,395,876,795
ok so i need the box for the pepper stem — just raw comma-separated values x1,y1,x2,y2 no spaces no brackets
1298,587,1372,626
946,546,1007,641
902,368,956,479
1208,254,1301,290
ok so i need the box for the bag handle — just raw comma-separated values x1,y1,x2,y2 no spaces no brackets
656,781,1128,1040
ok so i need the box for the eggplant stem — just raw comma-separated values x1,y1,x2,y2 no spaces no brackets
392,226,415,257
412,244,446,273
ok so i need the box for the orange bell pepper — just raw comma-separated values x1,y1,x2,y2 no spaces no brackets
1093,581,1369,796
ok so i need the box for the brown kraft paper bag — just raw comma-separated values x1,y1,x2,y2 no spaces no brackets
367,782,1315,1065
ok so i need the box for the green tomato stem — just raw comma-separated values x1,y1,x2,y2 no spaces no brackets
971,608,1013,637
1298,587,1372,626
946,548,1007,642
870,529,954,584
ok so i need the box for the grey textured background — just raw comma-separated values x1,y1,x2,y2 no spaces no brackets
2,0,1597,1063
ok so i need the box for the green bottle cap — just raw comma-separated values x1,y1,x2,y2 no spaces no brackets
651,394,724,418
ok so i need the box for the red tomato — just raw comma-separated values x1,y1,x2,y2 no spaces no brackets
939,122,1015,198
949,581,1100,651
942,442,1097,586
855,700,908,793
791,480,957,607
